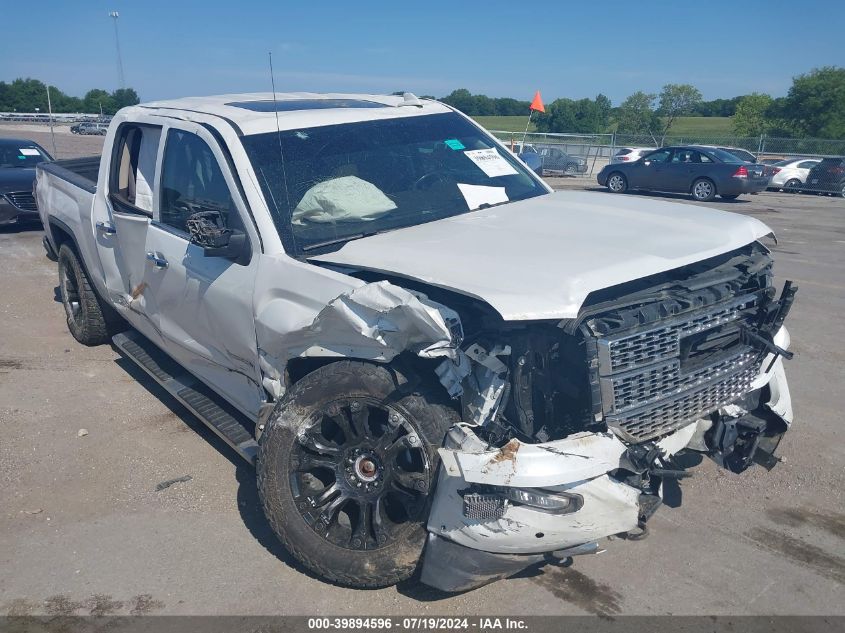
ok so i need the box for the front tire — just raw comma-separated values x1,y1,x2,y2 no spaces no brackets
691,178,716,202
57,244,111,346
258,361,458,588
606,172,628,193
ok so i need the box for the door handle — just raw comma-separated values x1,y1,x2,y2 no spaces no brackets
96,221,116,235
146,252,169,269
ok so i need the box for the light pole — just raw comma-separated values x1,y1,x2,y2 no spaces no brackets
109,11,125,89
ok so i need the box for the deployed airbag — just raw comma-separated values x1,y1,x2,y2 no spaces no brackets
292,176,397,224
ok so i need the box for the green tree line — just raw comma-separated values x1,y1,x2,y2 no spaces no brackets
0,78,140,115
439,66,845,141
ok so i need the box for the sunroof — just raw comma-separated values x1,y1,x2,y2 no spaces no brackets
225,99,386,112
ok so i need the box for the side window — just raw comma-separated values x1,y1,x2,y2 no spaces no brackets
645,149,672,163
798,161,817,169
110,124,162,214
158,129,240,234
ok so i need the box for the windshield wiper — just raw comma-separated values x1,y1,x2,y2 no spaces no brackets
301,230,385,252
477,200,513,210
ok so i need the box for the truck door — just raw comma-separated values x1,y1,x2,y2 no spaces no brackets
91,121,166,346
140,123,264,417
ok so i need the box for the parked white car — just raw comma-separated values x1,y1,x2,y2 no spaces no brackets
611,147,656,164
768,158,821,191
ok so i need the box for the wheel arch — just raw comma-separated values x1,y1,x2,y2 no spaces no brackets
284,353,458,409
48,216,80,256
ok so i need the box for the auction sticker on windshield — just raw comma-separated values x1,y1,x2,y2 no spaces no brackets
457,183,508,210
19,148,40,156
464,148,519,177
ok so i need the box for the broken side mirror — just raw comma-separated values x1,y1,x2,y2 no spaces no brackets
185,210,249,263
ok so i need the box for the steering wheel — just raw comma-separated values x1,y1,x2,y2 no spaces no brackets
412,171,450,191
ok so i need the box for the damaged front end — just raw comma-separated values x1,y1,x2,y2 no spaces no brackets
273,243,795,593
414,243,796,592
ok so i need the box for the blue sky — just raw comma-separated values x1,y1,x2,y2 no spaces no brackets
2,1,843,105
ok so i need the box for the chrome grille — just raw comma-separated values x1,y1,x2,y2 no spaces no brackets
593,295,762,442
5,191,37,212
598,295,756,373
602,350,757,413
607,366,758,442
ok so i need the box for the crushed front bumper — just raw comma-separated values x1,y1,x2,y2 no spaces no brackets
420,336,793,592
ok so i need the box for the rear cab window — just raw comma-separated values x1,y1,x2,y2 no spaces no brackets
109,124,162,216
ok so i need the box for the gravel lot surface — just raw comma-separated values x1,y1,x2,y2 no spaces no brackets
1,126,843,616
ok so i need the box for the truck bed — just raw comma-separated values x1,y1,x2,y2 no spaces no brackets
39,156,100,194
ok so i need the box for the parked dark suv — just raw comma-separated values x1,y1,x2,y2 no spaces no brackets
802,157,845,197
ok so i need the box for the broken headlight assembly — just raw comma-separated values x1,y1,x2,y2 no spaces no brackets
462,487,583,520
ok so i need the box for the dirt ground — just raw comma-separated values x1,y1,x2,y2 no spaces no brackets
1,125,844,616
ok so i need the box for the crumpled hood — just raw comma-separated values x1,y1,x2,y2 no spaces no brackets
310,190,773,320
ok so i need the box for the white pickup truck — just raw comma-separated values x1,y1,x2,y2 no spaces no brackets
36,92,796,592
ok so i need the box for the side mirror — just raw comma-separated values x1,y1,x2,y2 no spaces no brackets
185,210,248,262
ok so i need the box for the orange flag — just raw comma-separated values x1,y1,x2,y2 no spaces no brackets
529,90,545,113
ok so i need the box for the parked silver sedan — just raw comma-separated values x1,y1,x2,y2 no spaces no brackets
767,158,821,191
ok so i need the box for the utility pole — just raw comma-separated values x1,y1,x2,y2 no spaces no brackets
109,11,125,89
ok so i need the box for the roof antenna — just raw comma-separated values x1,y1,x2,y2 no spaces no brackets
267,51,292,231
268,52,284,149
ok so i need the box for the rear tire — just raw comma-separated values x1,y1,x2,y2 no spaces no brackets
57,244,112,346
720,194,740,200
784,179,802,192
691,178,716,202
606,172,627,193
258,361,458,588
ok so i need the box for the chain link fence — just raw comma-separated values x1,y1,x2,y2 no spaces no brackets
490,130,845,178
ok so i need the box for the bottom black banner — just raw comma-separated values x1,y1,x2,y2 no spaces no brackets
0,616,843,633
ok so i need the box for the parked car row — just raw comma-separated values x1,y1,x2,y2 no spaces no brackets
605,145,845,199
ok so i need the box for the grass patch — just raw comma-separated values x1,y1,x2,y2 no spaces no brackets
472,114,734,137
472,115,535,132
666,116,733,136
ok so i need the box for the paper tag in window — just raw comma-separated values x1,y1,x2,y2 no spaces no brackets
457,183,508,210
19,148,40,156
464,148,518,177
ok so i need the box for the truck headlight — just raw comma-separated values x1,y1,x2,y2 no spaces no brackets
502,488,582,514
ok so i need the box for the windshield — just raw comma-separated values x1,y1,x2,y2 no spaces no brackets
242,112,547,255
0,144,49,168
